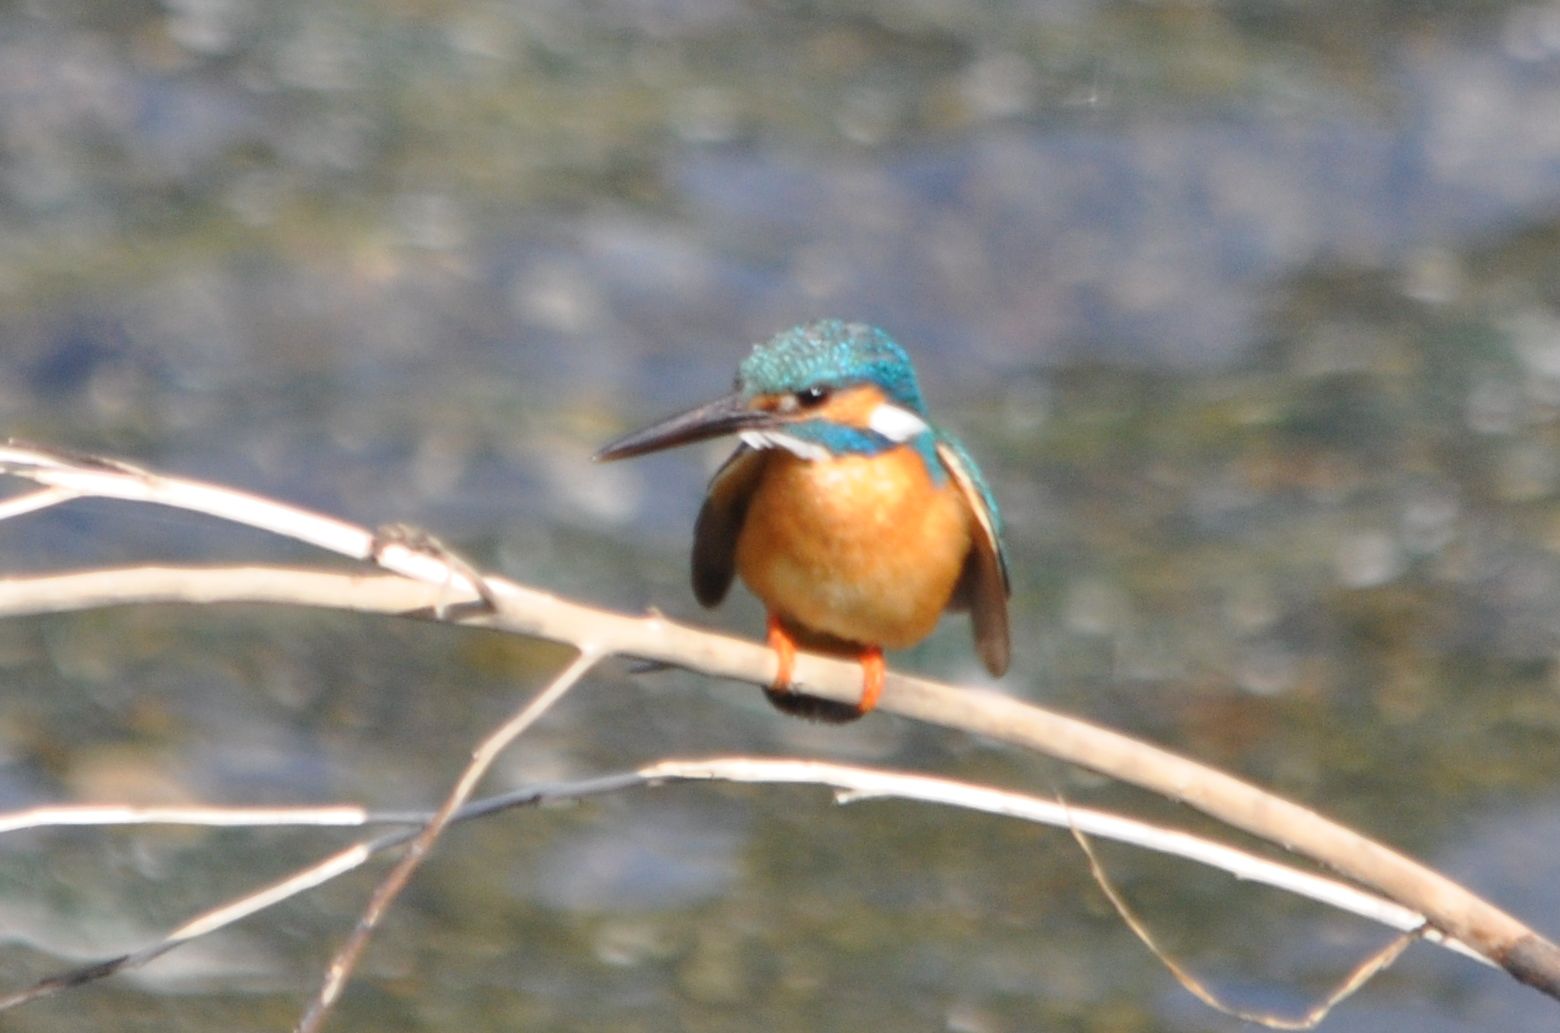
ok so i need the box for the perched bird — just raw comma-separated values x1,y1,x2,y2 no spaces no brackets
595,320,1009,722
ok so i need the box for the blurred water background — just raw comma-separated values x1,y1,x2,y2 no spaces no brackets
2,1,1560,1030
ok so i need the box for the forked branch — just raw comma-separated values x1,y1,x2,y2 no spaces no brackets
0,757,1486,1016
0,440,1556,1014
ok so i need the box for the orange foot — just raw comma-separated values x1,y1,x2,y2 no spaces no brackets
763,615,884,720
857,645,884,715
765,613,798,694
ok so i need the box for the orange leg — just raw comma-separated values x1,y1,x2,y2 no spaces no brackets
763,615,883,719
765,614,798,696
856,646,885,715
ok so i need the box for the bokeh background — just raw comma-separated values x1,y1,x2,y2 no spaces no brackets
2,1,1560,1030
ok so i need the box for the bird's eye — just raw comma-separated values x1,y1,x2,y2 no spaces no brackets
796,386,830,408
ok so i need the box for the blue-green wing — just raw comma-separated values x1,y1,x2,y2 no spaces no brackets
691,445,768,607
935,434,1010,676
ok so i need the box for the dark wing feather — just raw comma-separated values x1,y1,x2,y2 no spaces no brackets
936,439,1011,676
691,445,768,607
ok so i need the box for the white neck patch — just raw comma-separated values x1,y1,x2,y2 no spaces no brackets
739,429,831,462
866,403,931,443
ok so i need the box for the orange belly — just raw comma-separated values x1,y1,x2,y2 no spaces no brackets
735,448,971,649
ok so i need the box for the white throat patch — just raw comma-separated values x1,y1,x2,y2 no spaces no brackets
866,403,931,443
738,429,831,462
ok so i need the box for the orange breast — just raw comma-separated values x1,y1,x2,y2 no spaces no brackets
735,447,971,649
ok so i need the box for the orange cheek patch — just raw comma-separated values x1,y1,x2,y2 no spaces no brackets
751,384,892,431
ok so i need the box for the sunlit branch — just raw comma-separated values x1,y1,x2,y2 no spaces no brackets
0,756,1486,1012
0,440,1555,1007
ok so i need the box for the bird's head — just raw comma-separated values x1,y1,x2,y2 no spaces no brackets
595,320,934,463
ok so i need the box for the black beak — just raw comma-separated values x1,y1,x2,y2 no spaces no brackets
594,391,776,462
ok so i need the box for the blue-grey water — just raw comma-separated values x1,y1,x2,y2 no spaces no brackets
2,2,1560,1030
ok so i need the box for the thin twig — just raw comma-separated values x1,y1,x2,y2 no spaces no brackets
295,648,601,1033
1068,812,1417,1029
0,803,404,834
0,761,1475,957
646,758,1480,962
0,757,1487,1011
0,485,79,522
0,771,651,1011
0,442,478,594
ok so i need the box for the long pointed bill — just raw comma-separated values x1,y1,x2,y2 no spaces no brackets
594,391,777,461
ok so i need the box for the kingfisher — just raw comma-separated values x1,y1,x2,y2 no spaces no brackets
595,320,1010,722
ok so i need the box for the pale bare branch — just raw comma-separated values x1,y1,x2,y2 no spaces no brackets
0,561,1547,995
0,441,475,593
0,441,1555,1003
646,758,1482,963
0,771,645,1009
0,802,398,834
0,757,1483,1012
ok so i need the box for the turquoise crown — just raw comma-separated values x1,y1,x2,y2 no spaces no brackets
737,320,928,414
